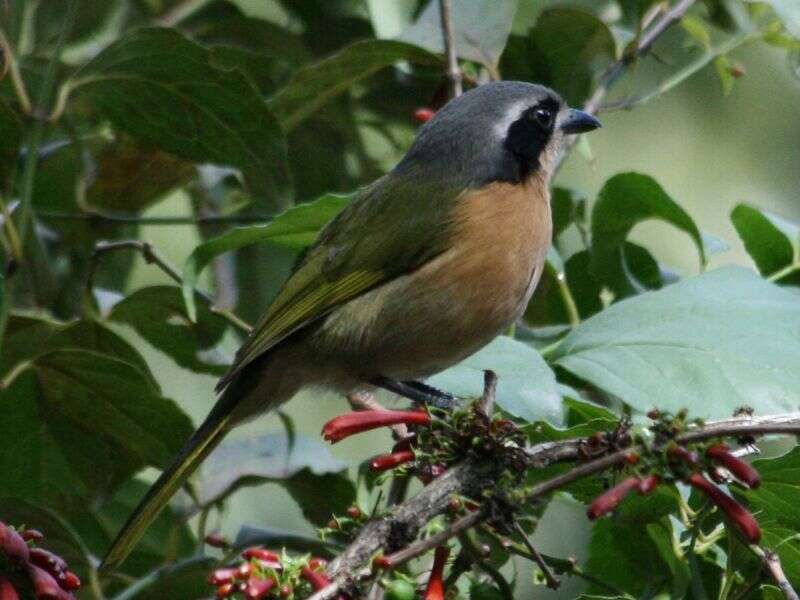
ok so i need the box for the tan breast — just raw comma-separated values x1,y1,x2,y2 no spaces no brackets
447,177,552,322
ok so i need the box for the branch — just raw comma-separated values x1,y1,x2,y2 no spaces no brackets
89,240,252,334
762,549,799,600
438,0,462,98
310,412,800,598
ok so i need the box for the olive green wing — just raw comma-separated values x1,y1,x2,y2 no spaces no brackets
216,175,459,391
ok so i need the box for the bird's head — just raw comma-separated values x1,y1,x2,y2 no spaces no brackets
396,81,601,187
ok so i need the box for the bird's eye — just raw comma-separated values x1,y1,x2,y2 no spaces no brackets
532,107,554,129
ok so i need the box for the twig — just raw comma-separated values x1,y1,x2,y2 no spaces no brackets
0,27,32,115
155,0,213,27
512,521,560,590
88,240,252,334
762,549,799,600
438,0,462,98
476,370,497,417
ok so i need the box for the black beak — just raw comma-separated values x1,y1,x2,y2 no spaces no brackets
560,109,601,134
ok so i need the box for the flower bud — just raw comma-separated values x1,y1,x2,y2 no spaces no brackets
0,523,30,565
370,450,415,472
687,473,761,543
424,546,449,600
587,477,640,519
414,108,436,123
706,444,761,488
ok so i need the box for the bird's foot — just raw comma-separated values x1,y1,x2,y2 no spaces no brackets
370,376,460,411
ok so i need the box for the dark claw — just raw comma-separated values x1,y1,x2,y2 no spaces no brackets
370,376,460,410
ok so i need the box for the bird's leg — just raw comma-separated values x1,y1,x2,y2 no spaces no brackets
370,376,459,411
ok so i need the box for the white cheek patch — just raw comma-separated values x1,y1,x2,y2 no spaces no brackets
492,99,530,140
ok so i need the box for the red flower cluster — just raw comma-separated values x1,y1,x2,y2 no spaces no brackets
208,549,346,600
0,522,80,600
586,442,763,543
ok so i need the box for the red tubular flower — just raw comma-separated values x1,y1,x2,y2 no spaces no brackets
30,548,67,578
216,582,235,599
587,477,640,520
687,473,761,543
370,450,416,472
242,547,282,570
668,446,700,467
209,568,238,586
301,566,331,591
706,444,761,488
21,529,44,543
61,572,80,592
322,410,430,443
0,577,20,600
414,108,436,123
27,565,68,600
638,474,661,495
245,577,275,599
0,522,30,564
424,546,450,600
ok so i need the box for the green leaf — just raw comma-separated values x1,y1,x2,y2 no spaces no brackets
70,27,290,204
267,40,440,131
0,101,22,183
731,203,799,281
523,8,617,105
428,335,562,425
108,285,230,375
0,315,155,386
552,267,800,418
552,187,587,238
284,472,357,528
754,0,800,38
88,478,196,577
739,448,800,531
197,433,348,506
397,0,517,67
0,350,193,504
86,135,195,212
182,193,351,320
590,173,705,287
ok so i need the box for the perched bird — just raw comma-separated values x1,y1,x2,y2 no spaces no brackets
101,81,600,569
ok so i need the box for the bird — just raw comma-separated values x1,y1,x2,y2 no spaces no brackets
101,80,601,570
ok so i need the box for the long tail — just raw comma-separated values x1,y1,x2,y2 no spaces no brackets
100,401,233,572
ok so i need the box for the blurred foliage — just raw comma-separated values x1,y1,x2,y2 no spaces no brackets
0,0,799,598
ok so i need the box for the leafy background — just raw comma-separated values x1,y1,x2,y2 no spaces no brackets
1,0,800,598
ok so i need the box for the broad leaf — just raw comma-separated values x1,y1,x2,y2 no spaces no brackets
397,0,517,67
267,40,440,131
429,335,562,425
731,203,799,282
70,27,290,204
590,173,705,288
108,285,230,375
0,315,154,386
553,267,800,417
514,8,617,105
86,136,195,212
552,187,587,239
198,432,348,506
0,350,193,504
182,193,351,320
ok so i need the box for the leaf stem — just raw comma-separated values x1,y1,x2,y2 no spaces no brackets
767,262,799,283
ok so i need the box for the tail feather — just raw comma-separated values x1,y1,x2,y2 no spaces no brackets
100,408,231,572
